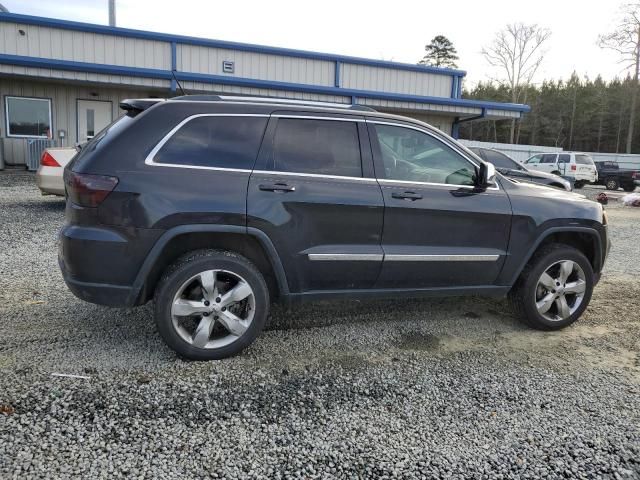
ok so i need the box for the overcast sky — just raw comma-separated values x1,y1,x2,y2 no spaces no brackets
2,0,627,87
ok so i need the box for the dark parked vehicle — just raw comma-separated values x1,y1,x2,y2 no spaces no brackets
594,161,639,192
60,96,610,360
468,147,571,191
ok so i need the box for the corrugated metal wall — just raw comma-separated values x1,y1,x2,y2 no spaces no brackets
341,63,452,98
0,78,151,166
0,23,170,68
178,45,335,87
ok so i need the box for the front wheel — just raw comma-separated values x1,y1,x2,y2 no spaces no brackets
509,244,594,330
154,249,269,360
605,178,620,191
622,184,636,192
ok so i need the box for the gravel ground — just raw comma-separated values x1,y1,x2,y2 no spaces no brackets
0,172,639,479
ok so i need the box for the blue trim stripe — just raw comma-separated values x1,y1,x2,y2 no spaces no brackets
0,12,467,77
0,53,530,113
170,41,177,93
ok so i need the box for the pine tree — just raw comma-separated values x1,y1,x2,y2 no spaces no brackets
418,36,459,68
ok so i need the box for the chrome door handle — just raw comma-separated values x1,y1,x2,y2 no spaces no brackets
392,191,422,200
259,183,296,192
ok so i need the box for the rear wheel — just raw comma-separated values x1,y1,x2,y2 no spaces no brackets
573,181,585,189
509,244,594,330
605,178,619,191
622,184,636,192
154,249,269,360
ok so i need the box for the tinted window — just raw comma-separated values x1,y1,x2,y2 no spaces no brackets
558,154,570,163
575,155,594,165
482,149,519,169
154,116,268,169
5,96,52,137
468,147,485,159
271,118,362,177
541,154,558,164
374,124,475,185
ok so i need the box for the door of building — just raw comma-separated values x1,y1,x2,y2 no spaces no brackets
77,100,112,143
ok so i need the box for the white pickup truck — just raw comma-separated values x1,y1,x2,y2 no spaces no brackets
36,147,77,196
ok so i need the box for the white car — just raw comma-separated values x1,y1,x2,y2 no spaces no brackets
35,147,76,196
524,152,598,188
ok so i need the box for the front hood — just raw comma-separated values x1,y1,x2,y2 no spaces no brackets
525,169,566,181
502,178,603,223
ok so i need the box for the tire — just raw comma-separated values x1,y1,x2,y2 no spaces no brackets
573,181,585,189
551,170,561,176
622,184,636,192
509,243,594,331
605,178,619,191
154,249,269,360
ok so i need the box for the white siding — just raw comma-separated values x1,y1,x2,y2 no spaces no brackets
0,23,171,69
177,45,335,87
341,63,452,98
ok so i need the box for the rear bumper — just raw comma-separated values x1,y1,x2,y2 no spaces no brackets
36,166,65,196
59,256,134,307
58,221,160,307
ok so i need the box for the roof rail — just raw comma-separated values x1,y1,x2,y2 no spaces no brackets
170,95,377,112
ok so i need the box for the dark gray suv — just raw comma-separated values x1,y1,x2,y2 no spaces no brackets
59,96,610,360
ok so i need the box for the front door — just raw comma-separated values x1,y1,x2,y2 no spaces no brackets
368,121,512,289
77,100,112,143
247,114,385,293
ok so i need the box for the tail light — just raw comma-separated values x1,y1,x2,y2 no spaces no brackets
63,170,118,207
633,172,640,179
571,165,577,171
40,151,60,167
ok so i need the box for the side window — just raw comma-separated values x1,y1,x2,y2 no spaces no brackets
541,154,558,164
153,116,268,169
374,124,476,186
558,154,570,163
482,150,518,169
270,118,362,177
526,155,542,164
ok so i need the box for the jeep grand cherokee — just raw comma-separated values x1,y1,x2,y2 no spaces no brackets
59,96,610,360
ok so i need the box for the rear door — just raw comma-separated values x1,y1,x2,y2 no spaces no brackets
369,120,512,289
247,113,385,293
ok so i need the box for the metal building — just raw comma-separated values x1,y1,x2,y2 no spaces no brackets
0,12,529,168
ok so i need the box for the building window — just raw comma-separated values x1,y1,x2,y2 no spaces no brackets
5,96,52,138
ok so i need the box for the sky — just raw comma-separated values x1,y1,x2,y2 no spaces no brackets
1,0,628,88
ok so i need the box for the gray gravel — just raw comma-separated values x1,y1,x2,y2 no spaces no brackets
1,172,639,479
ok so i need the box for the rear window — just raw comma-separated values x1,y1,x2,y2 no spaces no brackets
558,154,570,163
575,155,595,165
481,149,519,169
270,118,362,177
153,116,268,169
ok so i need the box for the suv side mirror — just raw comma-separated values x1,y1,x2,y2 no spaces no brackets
478,162,496,188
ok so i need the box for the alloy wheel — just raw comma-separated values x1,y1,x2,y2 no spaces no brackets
534,260,587,322
171,269,255,349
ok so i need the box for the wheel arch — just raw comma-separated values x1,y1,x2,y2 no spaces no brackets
128,225,289,305
507,227,603,286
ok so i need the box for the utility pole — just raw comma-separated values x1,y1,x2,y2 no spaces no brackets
108,0,116,27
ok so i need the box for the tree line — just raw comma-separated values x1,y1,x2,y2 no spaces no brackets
417,3,640,153
459,75,636,153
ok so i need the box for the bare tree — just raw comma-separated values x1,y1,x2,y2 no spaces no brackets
599,3,640,153
482,23,551,143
